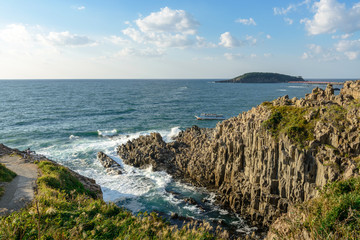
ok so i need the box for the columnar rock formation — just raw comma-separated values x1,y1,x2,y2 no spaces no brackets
117,80,360,227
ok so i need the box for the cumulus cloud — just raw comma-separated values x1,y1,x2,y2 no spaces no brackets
219,32,242,48
0,24,34,46
219,32,257,48
106,35,129,45
301,43,337,61
302,0,360,35
266,34,272,39
236,18,256,26
122,7,205,49
77,6,85,10
335,39,360,59
0,23,97,60
196,36,217,48
302,40,360,61
135,7,199,34
39,31,96,47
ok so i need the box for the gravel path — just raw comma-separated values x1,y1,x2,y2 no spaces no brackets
0,154,38,216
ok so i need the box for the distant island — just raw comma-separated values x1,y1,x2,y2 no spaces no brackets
216,72,305,83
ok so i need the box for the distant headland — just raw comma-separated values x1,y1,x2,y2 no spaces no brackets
216,72,305,83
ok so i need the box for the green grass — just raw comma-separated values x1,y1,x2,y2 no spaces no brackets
0,163,17,182
262,103,351,149
303,177,360,239
271,176,360,239
262,105,316,148
0,163,17,198
0,161,226,239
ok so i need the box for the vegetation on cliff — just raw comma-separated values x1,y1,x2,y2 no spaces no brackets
269,176,360,239
0,160,224,239
0,163,17,197
262,103,316,148
216,72,304,83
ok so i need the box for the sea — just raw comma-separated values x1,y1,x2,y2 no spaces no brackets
0,79,351,234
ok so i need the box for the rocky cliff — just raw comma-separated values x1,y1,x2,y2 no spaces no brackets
117,80,360,230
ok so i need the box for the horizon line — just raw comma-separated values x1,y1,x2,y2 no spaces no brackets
0,78,359,81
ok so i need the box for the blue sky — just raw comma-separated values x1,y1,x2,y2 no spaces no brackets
0,0,360,79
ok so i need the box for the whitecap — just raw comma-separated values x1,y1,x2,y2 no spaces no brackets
288,85,306,89
168,126,181,140
69,134,80,140
97,129,118,137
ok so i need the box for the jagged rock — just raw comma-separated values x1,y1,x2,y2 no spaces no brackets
117,80,360,230
341,80,360,100
97,152,123,174
184,197,197,205
170,212,179,219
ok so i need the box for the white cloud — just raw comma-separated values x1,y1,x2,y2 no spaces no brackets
0,23,97,61
335,39,360,59
224,53,260,60
39,31,96,47
274,0,311,15
196,36,217,48
303,0,360,35
115,47,165,58
302,44,336,61
301,42,360,61
219,32,242,48
107,35,129,45
332,33,353,39
122,7,203,49
77,6,85,11
224,53,243,60
246,35,257,45
266,34,272,39
236,18,256,26
135,7,199,35
284,17,294,25
344,51,358,60
0,24,34,46
218,32,257,48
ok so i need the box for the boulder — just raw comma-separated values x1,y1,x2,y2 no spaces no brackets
97,152,123,174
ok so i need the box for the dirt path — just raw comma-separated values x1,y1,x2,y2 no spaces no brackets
0,154,38,216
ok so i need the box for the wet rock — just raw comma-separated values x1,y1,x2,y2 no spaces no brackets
184,197,197,205
170,212,178,219
97,152,123,174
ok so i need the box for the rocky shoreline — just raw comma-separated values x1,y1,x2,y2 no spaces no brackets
116,80,360,237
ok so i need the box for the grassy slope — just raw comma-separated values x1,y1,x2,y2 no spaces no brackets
0,161,226,239
0,163,17,198
271,176,360,239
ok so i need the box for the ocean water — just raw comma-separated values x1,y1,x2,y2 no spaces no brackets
0,79,346,233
